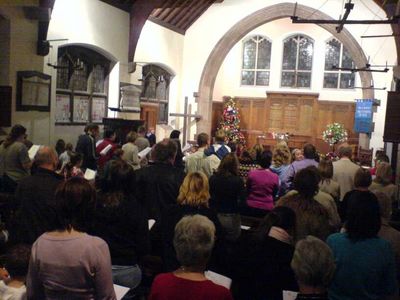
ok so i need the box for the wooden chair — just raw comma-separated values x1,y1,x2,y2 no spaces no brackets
358,146,373,167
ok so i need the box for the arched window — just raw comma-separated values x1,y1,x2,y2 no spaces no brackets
241,35,272,86
55,46,111,124
281,34,314,88
323,38,355,89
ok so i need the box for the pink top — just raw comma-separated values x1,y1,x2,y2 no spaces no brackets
246,168,279,211
27,233,116,300
149,273,233,300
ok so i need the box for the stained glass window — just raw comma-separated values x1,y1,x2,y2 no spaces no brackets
56,55,69,90
92,65,105,93
281,35,314,88
323,38,355,89
241,35,271,86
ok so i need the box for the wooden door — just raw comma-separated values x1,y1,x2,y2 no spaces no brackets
140,103,158,130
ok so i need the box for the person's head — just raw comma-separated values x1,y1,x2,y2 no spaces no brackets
291,236,335,291
86,124,99,138
272,144,291,167
259,150,273,169
137,126,146,136
375,152,389,166
34,146,58,171
4,124,27,148
107,160,134,193
294,166,320,199
173,214,216,271
215,129,226,143
148,127,155,134
318,159,333,180
170,130,181,139
126,131,138,143
104,129,116,141
4,244,31,279
65,142,73,152
375,162,393,185
177,172,210,207
374,191,392,220
55,139,65,154
54,177,96,232
346,191,381,240
217,153,239,176
338,145,353,158
69,151,83,168
354,167,371,189
153,139,177,164
197,133,209,148
257,206,296,240
303,144,316,160
292,148,303,162
239,150,253,164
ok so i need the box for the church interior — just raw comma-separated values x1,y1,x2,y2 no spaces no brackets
1,0,400,299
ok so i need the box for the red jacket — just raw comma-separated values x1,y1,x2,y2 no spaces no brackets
95,138,117,169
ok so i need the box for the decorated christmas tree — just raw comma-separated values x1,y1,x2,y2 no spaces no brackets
218,97,246,145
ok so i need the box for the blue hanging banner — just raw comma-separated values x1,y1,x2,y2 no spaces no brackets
354,99,373,133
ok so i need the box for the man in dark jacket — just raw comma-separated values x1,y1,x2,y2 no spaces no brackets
76,124,99,170
12,146,63,244
135,139,185,221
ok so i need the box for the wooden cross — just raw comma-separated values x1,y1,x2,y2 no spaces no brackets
169,96,202,145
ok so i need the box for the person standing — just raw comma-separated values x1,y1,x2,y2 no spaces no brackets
135,126,150,152
122,131,141,170
0,125,31,193
146,127,156,147
185,133,209,174
96,129,117,170
75,124,99,171
332,144,360,201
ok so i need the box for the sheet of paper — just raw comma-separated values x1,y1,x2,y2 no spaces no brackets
28,145,40,160
138,147,152,159
96,139,103,147
148,219,156,230
114,284,130,300
240,225,251,231
205,270,232,289
84,168,96,181
283,290,298,300
182,143,192,152
99,144,112,156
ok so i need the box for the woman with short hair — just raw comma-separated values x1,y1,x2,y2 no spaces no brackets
162,172,224,271
27,177,116,299
209,153,244,241
369,162,398,209
245,150,279,217
122,131,141,170
150,215,232,300
291,236,335,300
327,192,397,299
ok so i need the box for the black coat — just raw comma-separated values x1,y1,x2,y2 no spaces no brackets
76,133,97,170
12,168,63,244
134,162,185,220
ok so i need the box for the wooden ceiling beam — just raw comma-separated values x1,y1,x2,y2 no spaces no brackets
151,0,174,18
157,0,180,20
175,0,206,29
164,0,189,23
168,0,193,25
179,0,213,30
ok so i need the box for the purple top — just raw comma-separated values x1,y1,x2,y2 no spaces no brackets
246,169,279,211
281,159,319,192
27,233,116,300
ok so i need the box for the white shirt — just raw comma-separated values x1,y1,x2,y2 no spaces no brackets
0,280,26,300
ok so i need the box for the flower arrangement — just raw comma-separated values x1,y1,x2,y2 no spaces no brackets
322,123,348,146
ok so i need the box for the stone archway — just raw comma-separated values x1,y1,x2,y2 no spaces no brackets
197,2,373,147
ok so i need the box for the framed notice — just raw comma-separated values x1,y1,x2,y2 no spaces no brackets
92,97,106,123
55,94,71,123
73,95,89,123
17,71,51,111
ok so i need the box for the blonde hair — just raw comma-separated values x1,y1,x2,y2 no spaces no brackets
375,162,392,185
126,131,138,143
177,172,210,207
272,144,291,167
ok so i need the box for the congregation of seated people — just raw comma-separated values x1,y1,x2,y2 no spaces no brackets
0,123,399,300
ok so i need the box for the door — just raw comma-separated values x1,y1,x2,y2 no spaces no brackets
140,103,158,130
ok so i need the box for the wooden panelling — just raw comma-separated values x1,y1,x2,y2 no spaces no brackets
212,93,359,151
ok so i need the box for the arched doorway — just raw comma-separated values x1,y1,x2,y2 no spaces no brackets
197,2,374,148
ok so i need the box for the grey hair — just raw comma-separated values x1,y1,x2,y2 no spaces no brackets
291,236,335,288
34,146,58,167
173,214,216,268
338,145,352,158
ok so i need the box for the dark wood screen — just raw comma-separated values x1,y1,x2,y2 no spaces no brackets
0,86,12,127
383,92,400,143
